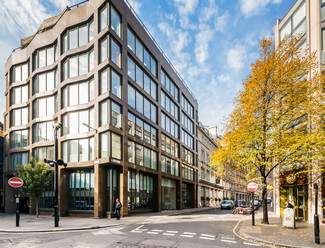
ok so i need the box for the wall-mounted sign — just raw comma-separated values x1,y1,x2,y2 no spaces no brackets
286,173,296,184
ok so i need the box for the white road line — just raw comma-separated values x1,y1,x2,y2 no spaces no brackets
152,229,162,232
147,232,158,235
243,242,260,246
199,236,215,240
166,231,178,233
221,239,237,243
201,234,215,238
136,225,144,230
163,233,175,236
184,232,196,235
180,234,193,238
131,230,143,233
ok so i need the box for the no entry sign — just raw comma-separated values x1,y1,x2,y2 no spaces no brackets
247,182,258,192
8,177,24,188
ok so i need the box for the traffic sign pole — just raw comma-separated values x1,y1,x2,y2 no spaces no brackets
252,191,255,226
16,188,20,227
247,182,258,227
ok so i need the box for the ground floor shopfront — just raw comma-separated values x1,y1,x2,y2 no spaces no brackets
4,163,197,217
274,168,325,224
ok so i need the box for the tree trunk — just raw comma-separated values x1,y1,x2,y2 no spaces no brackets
36,197,39,218
261,178,269,224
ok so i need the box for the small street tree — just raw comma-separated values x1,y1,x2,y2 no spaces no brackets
210,36,325,224
16,157,53,218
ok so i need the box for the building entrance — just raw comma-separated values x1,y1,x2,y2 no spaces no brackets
281,185,308,221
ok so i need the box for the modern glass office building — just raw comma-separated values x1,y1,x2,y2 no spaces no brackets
3,0,198,217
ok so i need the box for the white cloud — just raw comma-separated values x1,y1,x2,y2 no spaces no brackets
239,0,282,17
198,0,218,23
194,24,214,64
217,74,231,83
127,0,142,15
48,0,71,11
174,0,198,16
226,44,247,72
214,12,229,32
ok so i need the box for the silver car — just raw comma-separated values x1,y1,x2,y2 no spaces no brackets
221,200,234,209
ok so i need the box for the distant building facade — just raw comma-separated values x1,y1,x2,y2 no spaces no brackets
0,122,3,212
3,0,198,217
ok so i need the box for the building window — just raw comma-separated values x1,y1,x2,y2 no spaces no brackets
128,170,154,211
10,106,29,127
181,112,194,134
161,133,179,157
61,79,94,108
32,95,58,119
10,84,29,106
183,147,194,165
62,20,94,53
127,56,157,100
182,164,194,181
62,138,94,163
181,94,194,119
69,169,94,211
33,146,54,162
161,91,179,120
40,181,54,209
106,168,119,212
33,44,58,70
127,140,157,170
161,69,179,102
99,131,122,160
128,84,157,123
161,155,179,176
10,152,29,170
127,27,157,77
181,129,194,150
62,108,94,135
99,100,122,129
99,67,122,98
99,3,122,38
33,69,58,95
10,129,29,148
99,35,121,67
11,62,29,84
161,112,179,139
32,121,55,143
62,49,94,80
128,112,157,146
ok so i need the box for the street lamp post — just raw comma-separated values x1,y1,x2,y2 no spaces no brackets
314,183,320,244
53,123,61,227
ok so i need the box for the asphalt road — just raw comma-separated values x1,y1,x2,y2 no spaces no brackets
0,208,268,248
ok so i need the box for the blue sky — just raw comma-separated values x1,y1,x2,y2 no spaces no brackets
0,0,296,134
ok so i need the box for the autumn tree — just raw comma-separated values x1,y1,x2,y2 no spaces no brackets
16,157,53,218
210,36,325,224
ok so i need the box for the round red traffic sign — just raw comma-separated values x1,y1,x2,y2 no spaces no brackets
8,177,24,188
247,182,258,192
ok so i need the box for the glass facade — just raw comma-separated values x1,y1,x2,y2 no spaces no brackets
10,129,29,148
128,170,154,211
10,84,29,106
33,44,58,70
182,183,194,209
62,138,94,163
100,131,122,160
99,67,122,98
161,155,179,176
33,69,58,95
62,79,94,108
62,108,94,135
128,140,157,170
69,169,94,211
161,178,176,210
11,62,29,83
106,167,119,212
161,133,179,157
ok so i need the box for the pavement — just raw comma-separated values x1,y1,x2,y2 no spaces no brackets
235,210,325,248
1,207,325,248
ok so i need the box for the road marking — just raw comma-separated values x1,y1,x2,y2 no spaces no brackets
221,239,237,243
163,233,175,236
152,229,162,232
131,230,143,233
243,242,260,246
180,234,193,238
201,234,215,238
147,232,158,235
199,236,215,240
184,232,196,235
166,231,178,233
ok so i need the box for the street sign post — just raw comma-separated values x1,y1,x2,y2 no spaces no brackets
247,182,258,226
8,177,24,227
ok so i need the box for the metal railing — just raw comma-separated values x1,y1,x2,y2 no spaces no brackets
68,0,89,10
123,0,197,102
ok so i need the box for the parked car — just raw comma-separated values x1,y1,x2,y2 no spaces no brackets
221,200,234,209
236,200,247,207
267,197,272,204
254,200,260,207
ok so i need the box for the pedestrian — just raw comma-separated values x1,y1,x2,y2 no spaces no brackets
285,201,293,209
115,198,122,220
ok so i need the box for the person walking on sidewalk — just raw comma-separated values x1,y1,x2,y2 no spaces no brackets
115,198,122,220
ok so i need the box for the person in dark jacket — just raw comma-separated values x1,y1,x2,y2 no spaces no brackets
285,201,294,209
115,198,122,220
